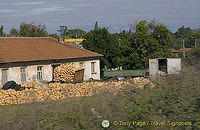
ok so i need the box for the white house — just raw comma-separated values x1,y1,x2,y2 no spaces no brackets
0,37,102,86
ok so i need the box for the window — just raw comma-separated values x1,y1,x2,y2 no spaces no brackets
91,62,96,74
37,66,43,80
79,62,84,67
20,67,26,83
2,69,8,85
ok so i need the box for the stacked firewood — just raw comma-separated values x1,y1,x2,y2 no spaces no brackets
0,79,154,106
53,64,83,82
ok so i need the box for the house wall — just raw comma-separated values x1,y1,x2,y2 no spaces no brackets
0,58,100,86
167,58,181,74
149,59,158,76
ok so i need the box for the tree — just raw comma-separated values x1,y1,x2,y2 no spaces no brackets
19,22,48,37
0,26,6,37
119,20,172,69
174,26,197,48
64,29,86,39
185,46,200,69
81,22,120,70
9,27,20,36
95,21,98,31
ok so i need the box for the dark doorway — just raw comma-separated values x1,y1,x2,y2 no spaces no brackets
158,59,167,73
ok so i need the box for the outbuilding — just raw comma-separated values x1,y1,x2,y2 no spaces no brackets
149,58,181,76
0,37,102,86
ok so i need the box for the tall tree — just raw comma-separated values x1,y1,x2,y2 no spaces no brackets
81,22,120,69
174,26,195,48
120,20,172,69
95,21,98,31
0,26,5,37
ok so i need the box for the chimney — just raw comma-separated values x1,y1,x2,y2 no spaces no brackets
58,36,64,43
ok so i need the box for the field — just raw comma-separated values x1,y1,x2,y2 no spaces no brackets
0,65,199,129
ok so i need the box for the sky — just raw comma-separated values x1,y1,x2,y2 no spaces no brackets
0,0,200,34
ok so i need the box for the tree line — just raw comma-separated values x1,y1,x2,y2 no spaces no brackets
0,23,86,39
82,21,200,71
1,21,200,70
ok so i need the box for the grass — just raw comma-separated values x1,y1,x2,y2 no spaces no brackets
0,65,199,130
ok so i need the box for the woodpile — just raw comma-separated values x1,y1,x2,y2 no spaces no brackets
132,77,155,89
0,78,154,106
21,82,40,88
53,64,83,82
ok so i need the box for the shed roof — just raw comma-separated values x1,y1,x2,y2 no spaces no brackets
0,37,102,63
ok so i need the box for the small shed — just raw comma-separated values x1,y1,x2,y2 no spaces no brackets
149,58,181,76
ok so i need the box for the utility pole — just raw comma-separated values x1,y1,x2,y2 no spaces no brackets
195,39,197,47
119,38,121,46
182,39,185,58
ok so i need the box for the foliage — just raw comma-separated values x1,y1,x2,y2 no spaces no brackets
0,26,6,37
9,27,20,36
19,22,48,37
64,29,86,39
185,46,200,68
82,20,172,70
173,26,200,48
117,21,172,69
82,22,120,69
9,23,48,37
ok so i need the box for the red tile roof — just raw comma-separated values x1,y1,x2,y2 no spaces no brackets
179,48,192,52
0,37,102,63
170,49,179,53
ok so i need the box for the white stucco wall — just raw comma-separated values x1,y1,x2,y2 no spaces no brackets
0,58,101,86
81,59,100,80
149,59,159,76
66,59,100,80
27,65,37,82
167,58,181,74
43,65,53,81
8,67,21,84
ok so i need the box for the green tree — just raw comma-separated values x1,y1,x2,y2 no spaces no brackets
19,22,48,37
9,27,20,36
174,26,197,48
120,20,171,69
81,22,120,70
185,46,200,68
64,29,86,39
0,26,6,37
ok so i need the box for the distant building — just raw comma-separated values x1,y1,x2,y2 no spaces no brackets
179,48,192,52
149,58,181,76
170,49,179,57
170,48,192,57
58,36,85,47
64,38,84,44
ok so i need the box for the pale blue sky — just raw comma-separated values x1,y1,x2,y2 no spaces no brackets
0,0,199,33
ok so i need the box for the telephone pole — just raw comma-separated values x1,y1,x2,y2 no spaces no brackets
195,39,197,47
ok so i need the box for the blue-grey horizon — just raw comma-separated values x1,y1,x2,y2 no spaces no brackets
0,0,199,34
